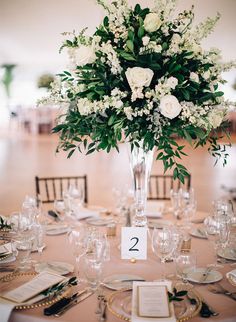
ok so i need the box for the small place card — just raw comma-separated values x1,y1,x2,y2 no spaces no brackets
121,227,147,260
2,271,65,303
138,285,170,318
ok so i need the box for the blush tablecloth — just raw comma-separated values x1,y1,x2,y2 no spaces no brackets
3,211,236,322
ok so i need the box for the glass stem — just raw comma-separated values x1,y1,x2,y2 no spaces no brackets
160,258,166,280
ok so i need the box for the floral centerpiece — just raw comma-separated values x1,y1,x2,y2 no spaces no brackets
42,0,235,184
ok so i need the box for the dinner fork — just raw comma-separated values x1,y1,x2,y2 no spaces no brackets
208,284,236,300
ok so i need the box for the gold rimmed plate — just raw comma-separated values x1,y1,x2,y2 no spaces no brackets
107,284,202,322
0,271,70,310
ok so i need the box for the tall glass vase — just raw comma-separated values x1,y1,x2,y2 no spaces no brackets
129,144,154,227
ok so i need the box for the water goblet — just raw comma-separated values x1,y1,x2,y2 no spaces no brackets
175,251,196,285
152,227,174,280
82,252,103,291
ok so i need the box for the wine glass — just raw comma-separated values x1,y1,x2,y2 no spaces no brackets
33,223,45,264
13,230,35,271
68,229,87,280
175,251,196,285
204,215,228,267
152,227,174,280
82,252,103,291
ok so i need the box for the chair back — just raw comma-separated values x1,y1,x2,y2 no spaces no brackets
148,174,191,200
35,175,88,204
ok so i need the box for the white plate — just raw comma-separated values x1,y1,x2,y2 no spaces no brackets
35,261,74,275
148,219,171,229
45,225,69,236
87,205,107,213
187,268,223,284
190,228,208,239
31,244,46,252
217,248,236,261
102,274,144,290
85,217,115,226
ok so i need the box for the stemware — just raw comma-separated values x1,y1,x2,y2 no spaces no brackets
204,215,229,267
152,227,174,280
33,223,45,263
175,251,196,285
67,229,87,280
13,230,35,271
82,252,103,291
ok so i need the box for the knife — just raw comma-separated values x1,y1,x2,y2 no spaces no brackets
48,210,61,221
199,266,212,283
54,290,94,317
44,289,87,316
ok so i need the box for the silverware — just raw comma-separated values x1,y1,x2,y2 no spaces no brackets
103,278,145,284
208,284,236,300
54,290,94,316
199,266,213,283
196,228,207,238
100,298,107,322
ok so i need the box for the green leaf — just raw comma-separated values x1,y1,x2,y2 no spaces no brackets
138,26,145,38
103,16,109,27
181,88,190,100
134,3,141,14
126,40,134,52
128,30,134,41
119,51,136,61
67,149,75,158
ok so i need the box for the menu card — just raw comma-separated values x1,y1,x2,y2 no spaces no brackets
132,281,176,322
138,285,170,318
2,271,65,303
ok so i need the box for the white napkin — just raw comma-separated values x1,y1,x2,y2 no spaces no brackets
0,243,12,255
226,269,236,279
73,207,99,220
0,298,15,322
132,281,176,322
146,201,164,218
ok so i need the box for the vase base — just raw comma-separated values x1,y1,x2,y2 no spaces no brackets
132,215,148,227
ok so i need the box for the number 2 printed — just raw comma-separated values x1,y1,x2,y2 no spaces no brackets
129,237,139,251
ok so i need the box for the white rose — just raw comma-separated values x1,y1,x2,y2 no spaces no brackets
208,110,224,128
144,13,162,33
142,36,150,46
159,95,182,119
166,77,178,89
190,72,199,83
125,67,154,89
75,45,96,66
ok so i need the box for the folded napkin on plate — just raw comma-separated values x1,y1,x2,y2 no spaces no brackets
0,243,12,255
146,201,164,218
73,207,99,220
132,281,176,322
227,269,236,279
0,298,15,322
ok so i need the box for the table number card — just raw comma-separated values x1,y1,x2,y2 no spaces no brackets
138,285,170,318
121,227,147,260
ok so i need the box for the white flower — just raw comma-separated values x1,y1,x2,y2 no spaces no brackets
159,95,182,119
190,72,199,83
166,77,178,89
142,36,150,46
203,70,211,80
75,45,96,66
125,67,154,89
208,110,224,128
144,13,162,33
